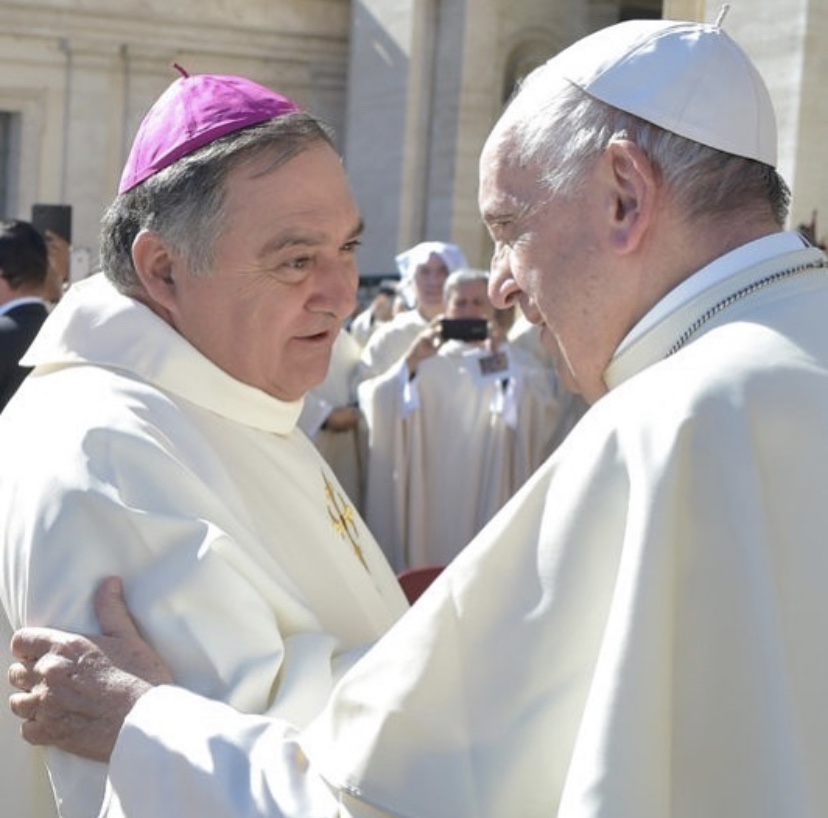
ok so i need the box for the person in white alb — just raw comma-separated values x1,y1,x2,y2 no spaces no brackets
357,241,467,381
11,12,828,818
355,240,467,563
347,279,399,349
360,267,563,570
0,70,408,818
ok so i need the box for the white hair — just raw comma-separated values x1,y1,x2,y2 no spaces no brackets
497,68,790,225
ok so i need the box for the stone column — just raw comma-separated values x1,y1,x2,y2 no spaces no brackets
344,0,433,274
663,0,706,21
723,0,827,234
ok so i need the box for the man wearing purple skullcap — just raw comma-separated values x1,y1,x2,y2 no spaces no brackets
0,69,408,817
11,12,828,818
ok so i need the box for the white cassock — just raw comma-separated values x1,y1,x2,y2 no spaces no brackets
348,307,389,349
362,339,563,570
298,329,367,512
356,309,429,382
354,310,429,567
41,233,828,818
0,274,408,818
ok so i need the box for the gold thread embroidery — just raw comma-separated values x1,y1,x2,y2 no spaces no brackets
324,471,369,572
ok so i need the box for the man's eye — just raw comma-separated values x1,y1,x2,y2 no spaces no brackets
342,239,363,253
286,256,312,269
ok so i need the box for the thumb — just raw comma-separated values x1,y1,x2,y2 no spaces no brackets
94,576,140,639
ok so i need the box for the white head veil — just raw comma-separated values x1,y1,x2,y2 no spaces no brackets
394,241,468,308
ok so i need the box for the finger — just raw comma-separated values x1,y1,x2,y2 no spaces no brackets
95,576,141,640
10,627,74,662
19,708,73,749
8,661,38,692
9,690,41,721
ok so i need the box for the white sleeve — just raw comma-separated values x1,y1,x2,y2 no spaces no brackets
104,685,386,818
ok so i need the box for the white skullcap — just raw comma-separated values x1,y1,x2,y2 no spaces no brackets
548,12,777,166
394,241,469,282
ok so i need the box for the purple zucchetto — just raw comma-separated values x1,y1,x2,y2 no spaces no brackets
118,65,302,194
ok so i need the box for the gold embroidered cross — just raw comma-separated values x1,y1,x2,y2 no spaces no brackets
324,471,369,572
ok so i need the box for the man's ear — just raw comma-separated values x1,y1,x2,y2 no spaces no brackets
131,229,180,316
602,139,657,255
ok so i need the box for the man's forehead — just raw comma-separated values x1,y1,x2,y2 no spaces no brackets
453,280,488,296
480,132,533,204
479,166,536,225
237,141,330,180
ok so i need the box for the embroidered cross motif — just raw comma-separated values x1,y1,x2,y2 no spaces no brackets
324,471,369,572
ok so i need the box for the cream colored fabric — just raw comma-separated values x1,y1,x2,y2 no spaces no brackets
0,274,408,818
370,340,562,569
69,240,828,817
356,309,428,383
356,309,428,567
348,307,387,349
305,241,828,817
299,329,367,512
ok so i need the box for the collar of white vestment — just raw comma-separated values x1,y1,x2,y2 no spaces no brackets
605,245,828,391
20,273,303,435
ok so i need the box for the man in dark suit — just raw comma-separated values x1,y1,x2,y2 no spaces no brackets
0,219,50,411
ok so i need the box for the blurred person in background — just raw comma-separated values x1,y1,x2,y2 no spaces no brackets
0,219,50,411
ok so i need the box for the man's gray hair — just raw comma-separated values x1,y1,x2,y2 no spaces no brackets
100,112,336,294
505,70,790,226
444,267,489,300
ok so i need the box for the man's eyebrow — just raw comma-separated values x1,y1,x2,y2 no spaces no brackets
260,217,365,255
349,217,366,240
481,207,512,229
480,193,515,224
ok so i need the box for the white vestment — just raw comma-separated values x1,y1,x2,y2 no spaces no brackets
363,340,563,570
0,274,407,818
50,236,828,817
355,310,429,566
298,329,367,512
348,307,389,349
356,309,428,383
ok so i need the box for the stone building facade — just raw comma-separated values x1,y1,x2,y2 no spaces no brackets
0,0,825,280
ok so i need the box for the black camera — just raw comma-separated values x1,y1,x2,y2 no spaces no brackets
440,318,489,342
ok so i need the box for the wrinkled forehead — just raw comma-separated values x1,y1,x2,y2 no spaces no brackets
450,278,488,298
479,128,509,201
478,124,536,219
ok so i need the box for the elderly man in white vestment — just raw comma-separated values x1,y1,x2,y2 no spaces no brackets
11,13,828,818
0,71,408,818
362,267,564,570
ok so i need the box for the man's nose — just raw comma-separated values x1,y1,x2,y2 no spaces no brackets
488,251,521,310
321,259,359,318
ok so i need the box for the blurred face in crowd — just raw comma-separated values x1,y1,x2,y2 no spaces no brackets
445,278,494,322
413,252,450,317
140,141,363,402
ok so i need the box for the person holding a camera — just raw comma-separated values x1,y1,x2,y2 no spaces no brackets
355,240,468,568
358,268,564,570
